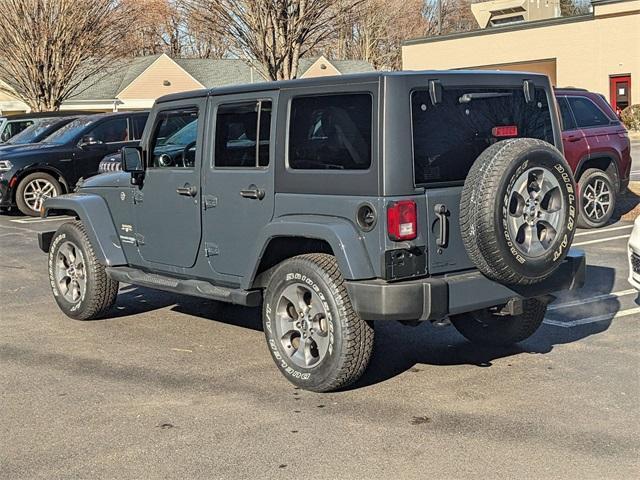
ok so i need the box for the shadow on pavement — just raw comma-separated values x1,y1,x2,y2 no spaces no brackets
611,186,640,223
103,266,619,390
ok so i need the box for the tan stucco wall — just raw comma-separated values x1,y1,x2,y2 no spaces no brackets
402,1,640,102
300,57,341,78
118,54,203,100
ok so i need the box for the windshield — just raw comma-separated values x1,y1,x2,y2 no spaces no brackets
6,117,70,144
411,87,554,185
44,117,98,145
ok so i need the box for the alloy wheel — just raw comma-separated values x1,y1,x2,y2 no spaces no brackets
582,177,612,222
55,241,87,304
506,167,563,257
274,283,330,369
23,178,58,212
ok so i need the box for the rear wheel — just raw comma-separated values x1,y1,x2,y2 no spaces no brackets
263,254,374,392
451,299,547,346
577,168,616,229
16,172,61,216
48,221,119,320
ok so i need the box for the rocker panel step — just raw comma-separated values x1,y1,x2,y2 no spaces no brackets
105,266,261,307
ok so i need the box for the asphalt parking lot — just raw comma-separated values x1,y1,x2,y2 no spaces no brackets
1,208,639,479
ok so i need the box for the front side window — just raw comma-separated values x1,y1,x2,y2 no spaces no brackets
289,94,372,170
149,108,199,168
568,97,610,128
411,87,553,185
214,100,271,168
87,118,129,143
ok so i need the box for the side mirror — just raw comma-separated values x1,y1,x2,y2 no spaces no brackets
79,135,103,148
121,146,143,173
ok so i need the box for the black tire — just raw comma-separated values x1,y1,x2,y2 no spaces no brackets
451,299,547,347
48,221,119,320
15,172,62,216
460,138,577,286
263,254,374,392
577,168,616,229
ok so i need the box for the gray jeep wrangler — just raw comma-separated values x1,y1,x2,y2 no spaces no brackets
39,71,585,392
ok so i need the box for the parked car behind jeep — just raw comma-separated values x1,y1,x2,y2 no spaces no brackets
556,88,632,228
39,72,585,392
0,111,148,216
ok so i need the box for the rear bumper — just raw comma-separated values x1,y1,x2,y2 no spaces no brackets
345,249,586,322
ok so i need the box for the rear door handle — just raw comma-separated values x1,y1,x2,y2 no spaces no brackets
240,185,265,200
566,135,582,142
434,204,449,248
176,183,197,197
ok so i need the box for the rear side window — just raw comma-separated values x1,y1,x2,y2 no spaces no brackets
214,100,271,168
1,120,33,142
289,94,372,170
557,97,576,131
411,87,553,185
567,97,610,128
132,114,149,140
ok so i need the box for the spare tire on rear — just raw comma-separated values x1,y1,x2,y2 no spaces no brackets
460,138,577,285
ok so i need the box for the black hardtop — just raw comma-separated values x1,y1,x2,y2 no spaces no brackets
155,70,551,104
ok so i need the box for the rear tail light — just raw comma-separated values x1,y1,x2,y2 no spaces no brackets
492,125,518,138
387,200,417,241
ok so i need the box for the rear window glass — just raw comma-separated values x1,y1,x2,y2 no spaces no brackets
289,94,372,170
411,87,554,185
567,97,610,128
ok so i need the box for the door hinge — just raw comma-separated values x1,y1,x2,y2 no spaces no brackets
133,191,144,204
203,195,218,209
204,242,219,256
134,233,145,246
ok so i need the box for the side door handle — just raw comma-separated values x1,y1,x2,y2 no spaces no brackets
566,134,582,143
176,183,197,197
240,184,265,200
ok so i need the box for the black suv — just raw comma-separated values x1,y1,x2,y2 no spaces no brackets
0,111,148,216
39,72,584,392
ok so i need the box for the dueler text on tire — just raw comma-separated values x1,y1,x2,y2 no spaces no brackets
262,254,374,392
48,221,119,320
577,168,616,229
450,298,547,346
16,172,61,216
460,138,577,285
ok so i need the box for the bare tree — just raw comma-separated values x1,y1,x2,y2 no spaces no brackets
187,0,363,80
560,0,590,17
0,0,134,111
328,0,426,70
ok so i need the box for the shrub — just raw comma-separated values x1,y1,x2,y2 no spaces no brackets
621,104,640,131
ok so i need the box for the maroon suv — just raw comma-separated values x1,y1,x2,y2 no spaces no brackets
555,88,632,228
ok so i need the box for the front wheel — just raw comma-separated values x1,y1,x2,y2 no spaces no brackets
48,221,119,320
450,298,547,347
263,254,374,392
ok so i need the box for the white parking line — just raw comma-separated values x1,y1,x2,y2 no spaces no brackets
9,216,73,224
573,234,631,247
548,288,637,311
543,306,640,328
575,224,634,237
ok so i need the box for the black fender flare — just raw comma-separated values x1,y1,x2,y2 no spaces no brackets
41,193,127,267
243,215,376,289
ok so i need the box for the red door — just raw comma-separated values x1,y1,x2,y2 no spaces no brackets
610,75,632,115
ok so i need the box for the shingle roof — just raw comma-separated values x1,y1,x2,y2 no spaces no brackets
68,55,374,101
173,58,265,87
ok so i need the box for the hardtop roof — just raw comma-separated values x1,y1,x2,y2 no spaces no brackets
156,70,551,104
